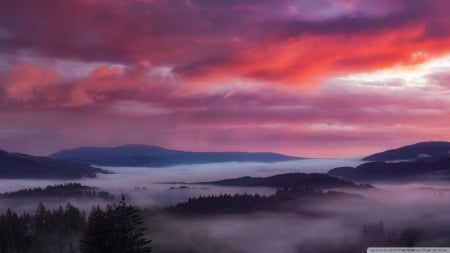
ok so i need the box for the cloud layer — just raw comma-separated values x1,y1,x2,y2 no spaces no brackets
1,0,450,156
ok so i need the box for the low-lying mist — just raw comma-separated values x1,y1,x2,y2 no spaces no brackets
2,158,450,252
0,158,361,209
147,183,450,253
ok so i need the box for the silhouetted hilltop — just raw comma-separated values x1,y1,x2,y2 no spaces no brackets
198,173,371,189
0,183,114,200
0,149,110,179
49,144,302,166
166,189,362,216
328,157,450,182
363,141,450,161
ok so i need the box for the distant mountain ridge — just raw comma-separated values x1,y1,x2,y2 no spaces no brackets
327,141,450,182
363,141,450,161
49,144,303,167
328,157,450,182
0,149,109,179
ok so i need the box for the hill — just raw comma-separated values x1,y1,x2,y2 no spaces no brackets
198,173,371,189
0,183,114,200
49,144,302,166
363,141,450,161
165,190,361,216
328,157,450,182
0,149,110,179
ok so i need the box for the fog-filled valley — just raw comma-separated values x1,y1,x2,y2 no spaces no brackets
2,156,450,253
0,159,361,210
147,185,450,253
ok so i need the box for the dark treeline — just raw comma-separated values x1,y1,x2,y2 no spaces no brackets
0,198,151,253
166,187,361,216
0,183,114,201
0,198,448,253
201,173,373,189
165,193,269,215
0,202,85,253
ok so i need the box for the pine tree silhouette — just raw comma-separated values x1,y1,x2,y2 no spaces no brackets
80,196,152,253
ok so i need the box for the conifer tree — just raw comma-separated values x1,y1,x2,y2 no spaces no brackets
80,196,152,253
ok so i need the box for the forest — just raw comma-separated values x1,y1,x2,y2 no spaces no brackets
165,187,361,216
0,195,436,253
0,183,114,200
0,197,151,253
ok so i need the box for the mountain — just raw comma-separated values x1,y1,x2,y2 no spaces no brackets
363,141,450,161
198,173,371,189
49,144,302,166
328,157,450,182
0,149,110,179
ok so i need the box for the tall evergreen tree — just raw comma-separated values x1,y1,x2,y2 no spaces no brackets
80,196,152,253
79,206,111,253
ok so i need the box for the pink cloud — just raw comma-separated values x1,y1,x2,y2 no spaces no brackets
4,64,60,104
1,63,450,157
1,0,450,156
1,0,450,85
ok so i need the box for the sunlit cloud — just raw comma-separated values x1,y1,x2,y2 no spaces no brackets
1,0,450,156
337,54,450,89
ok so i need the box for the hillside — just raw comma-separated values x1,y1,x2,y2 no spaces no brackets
363,141,450,161
0,149,110,179
328,157,450,182
49,144,302,166
198,173,371,189
165,190,361,216
0,183,114,200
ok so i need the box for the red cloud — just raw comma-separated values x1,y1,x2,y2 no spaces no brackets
1,0,450,85
2,0,450,156
0,61,177,108
4,64,60,103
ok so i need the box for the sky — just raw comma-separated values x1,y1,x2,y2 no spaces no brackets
1,0,450,158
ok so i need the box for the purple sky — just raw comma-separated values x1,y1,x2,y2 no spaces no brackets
1,0,450,157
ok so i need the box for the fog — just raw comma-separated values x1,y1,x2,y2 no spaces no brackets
0,158,361,209
2,158,450,252
148,183,450,253
97,157,362,182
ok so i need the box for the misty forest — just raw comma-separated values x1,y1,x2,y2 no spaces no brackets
2,142,450,252
3,0,450,252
